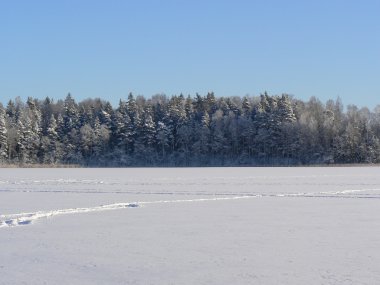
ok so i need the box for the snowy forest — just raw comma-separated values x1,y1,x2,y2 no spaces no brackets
0,92,379,166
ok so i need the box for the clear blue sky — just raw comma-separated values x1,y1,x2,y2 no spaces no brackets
1,0,379,108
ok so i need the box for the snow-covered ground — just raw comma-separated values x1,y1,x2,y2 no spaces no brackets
1,167,380,284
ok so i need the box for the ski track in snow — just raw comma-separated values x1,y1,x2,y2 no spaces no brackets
1,188,380,229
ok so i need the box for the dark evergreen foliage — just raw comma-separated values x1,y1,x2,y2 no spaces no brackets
0,93,379,166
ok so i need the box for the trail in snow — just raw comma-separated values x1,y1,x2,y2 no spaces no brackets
0,196,255,229
0,202,139,228
1,188,380,229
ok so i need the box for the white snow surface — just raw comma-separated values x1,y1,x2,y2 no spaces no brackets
1,167,380,284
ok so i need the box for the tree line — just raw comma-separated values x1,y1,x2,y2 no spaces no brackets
0,92,379,166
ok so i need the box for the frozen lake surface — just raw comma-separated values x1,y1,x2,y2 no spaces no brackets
1,167,380,284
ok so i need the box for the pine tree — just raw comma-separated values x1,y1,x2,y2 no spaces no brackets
16,117,28,163
127,92,138,125
26,97,42,162
80,124,95,160
0,106,8,161
141,108,156,147
192,112,211,164
42,114,60,164
277,94,296,123
6,100,16,122
93,117,103,158
242,97,251,117
206,92,217,114
63,93,79,132
99,103,113,129
56,114,65,141
156,121,171,159
184,95,193,119
210,110,227,161
41,97,54,135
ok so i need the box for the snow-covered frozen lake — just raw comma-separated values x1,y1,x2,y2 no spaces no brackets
1,167,380,284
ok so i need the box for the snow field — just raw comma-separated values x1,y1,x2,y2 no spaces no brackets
1,167,380,284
